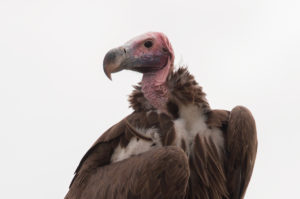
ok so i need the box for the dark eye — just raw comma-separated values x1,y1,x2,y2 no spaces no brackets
144,41,153,48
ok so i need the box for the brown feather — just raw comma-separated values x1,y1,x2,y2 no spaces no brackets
206,109,230,130
225,106,258,199
66,147,189,199
66,68,257,199
186,134,229,199
66,109,178,198
129,67,210,113
167,67,210,112
125,119,153,141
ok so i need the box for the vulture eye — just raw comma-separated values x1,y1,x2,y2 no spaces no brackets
144,41,153,48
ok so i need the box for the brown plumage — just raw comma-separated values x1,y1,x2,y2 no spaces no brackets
65,32,257,199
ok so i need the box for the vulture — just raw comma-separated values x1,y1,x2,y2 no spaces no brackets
65,32,257,199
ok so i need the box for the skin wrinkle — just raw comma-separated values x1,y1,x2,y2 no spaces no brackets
137,32,174,113
141,59,171,112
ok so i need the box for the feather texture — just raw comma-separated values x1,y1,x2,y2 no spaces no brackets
65,68,257,199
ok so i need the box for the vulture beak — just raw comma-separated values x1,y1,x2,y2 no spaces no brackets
103,47,129,80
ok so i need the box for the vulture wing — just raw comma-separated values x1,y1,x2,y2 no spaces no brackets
187,107,257,199
65,112,190,199
187,109,230,199
65,117,127,199
225,106,258,199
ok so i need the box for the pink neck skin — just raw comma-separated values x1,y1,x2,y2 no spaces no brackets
141,61,171,112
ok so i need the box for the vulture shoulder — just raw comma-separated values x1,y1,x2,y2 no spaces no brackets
68,116,127,191
188,107,257,199
66,110,178,199
225,106,258,199
161,67,257,199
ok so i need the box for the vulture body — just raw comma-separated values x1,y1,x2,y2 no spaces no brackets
65,32,257,199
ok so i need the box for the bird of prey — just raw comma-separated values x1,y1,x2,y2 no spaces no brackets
65,32,257,199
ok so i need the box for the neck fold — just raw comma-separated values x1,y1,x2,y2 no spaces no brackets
141,63,171,111
141,74,168,111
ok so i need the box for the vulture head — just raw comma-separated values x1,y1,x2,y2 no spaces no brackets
103,32,174,111
103,32,174,80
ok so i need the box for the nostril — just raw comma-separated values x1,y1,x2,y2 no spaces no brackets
123,48,126,54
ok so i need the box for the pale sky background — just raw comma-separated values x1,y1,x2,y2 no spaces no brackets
0,0,300,198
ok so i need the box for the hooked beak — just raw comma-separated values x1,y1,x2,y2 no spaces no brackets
103,47,128,80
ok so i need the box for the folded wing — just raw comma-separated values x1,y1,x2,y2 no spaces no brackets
225,106,258,199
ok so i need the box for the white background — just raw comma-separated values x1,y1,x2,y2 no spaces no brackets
1,0,299,198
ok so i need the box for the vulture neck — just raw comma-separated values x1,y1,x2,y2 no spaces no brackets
141,64,171,112
129,67,211,115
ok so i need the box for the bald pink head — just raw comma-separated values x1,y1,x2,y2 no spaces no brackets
103,32,174,111
124,32,174,69
103,32,174,79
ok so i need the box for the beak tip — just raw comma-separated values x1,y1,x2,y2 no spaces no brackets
103,47,126,81
104,69,112,81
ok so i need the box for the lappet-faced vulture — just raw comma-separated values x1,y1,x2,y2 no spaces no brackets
65,32,258,199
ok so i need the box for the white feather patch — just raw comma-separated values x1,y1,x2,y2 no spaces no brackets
111,127,162,163
174,105,224,156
